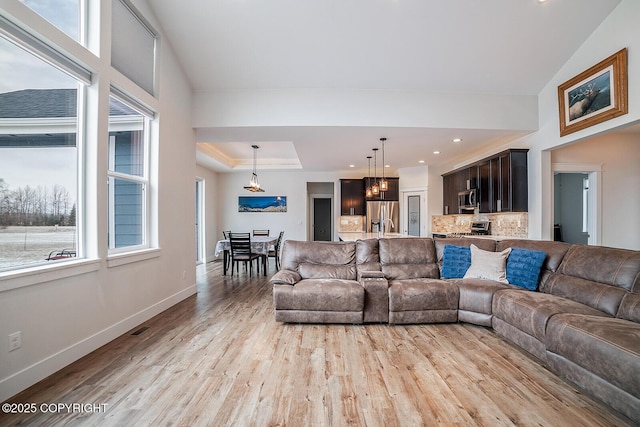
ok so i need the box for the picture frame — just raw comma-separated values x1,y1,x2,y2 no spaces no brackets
558,48,628,137
238,196,287,212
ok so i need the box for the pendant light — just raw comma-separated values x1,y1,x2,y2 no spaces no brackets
371,148,380,196
243,144,265,192
379,137,388,192
366,156,373,198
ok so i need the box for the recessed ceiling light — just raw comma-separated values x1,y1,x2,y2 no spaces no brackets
452,138,462,143
385,164,390,168
419,160,425,164
349,164,355,168
433,151,440,154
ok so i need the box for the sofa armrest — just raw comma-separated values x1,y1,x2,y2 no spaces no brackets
270,269,302,285
358,270,385,281
361,275,389,323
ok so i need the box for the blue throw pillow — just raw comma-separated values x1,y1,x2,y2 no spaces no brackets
441,244,471,279
506,248,547,290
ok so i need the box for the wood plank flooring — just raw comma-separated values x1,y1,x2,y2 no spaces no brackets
1,260,635,426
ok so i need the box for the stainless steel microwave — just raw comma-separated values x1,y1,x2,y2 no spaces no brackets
458,189,476,212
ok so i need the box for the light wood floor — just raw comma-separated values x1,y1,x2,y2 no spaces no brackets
1,260,635,426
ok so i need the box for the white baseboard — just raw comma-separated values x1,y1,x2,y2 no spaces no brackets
0,284,197,403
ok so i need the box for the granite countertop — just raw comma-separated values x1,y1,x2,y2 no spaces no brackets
338,232,415,241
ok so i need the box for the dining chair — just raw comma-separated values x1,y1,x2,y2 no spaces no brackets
253,229,270,236
229,232,261,276
223,230,231,239
268,231,285,271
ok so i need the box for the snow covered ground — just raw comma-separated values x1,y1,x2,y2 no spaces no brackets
0,226,76,270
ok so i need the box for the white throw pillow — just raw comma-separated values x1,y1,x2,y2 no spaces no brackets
463,244,511,283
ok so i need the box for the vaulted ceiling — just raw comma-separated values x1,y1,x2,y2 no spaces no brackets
148,0,622,175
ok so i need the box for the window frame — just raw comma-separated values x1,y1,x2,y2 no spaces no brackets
106,99,152,254
0,21,88,274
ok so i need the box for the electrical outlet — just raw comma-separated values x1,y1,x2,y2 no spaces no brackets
9,331,21,352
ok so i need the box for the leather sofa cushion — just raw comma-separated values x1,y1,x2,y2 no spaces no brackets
273,279,364,312
356,238,381,274
388,278,458,312
298,263,356,280
493,290,609,341
543,273,628,317
454,278,516,316
382,264,440,280
379,238,437,264
617,292,640,323
280,240,356,272
546,313,640,399
434,237,496,263
556,245,640,291
379,238,439,279
497,239,571,273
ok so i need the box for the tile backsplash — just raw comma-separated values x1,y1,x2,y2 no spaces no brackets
340,215,365,232
432,212,528,238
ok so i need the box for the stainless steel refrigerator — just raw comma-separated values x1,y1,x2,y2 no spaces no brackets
366,201,399,234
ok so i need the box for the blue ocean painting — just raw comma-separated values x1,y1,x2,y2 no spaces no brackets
238,196,287,212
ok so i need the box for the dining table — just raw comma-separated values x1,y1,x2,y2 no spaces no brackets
215,235,278,275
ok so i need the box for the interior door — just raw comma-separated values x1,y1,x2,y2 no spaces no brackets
313,198,332,241
407,195,420,237
402,190,427,237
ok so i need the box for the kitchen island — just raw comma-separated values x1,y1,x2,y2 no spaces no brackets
338,232,415,241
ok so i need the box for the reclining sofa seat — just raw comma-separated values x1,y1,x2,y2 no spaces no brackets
493,244,640,421
271,240,365,323
379,238,459,324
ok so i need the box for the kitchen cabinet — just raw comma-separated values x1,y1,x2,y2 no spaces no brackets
442,149,528,214
340,179,365,215
442,174,456,215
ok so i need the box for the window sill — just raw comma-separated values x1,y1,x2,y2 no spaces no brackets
0,259,102,293
107,248,161,268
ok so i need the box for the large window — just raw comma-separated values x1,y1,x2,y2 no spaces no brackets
0,35,83,272
20,0,83,42
107,94,150,251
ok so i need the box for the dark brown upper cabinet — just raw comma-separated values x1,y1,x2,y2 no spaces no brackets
442,149,528,214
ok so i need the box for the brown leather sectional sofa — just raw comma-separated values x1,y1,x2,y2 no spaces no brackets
270,237,640,422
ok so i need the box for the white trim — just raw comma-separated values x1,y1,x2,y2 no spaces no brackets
552,162,603,172
0,14,92,84
106,247,161,267
110,84,156,119
0,259,101,293
551,163,602,246
0,283,196,403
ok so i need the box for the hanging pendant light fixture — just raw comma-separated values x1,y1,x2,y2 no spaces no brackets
371,148,380,196
366,156,373,198
379,137,388,192
243,144,265,192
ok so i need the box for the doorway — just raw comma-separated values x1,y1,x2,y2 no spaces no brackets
401,190,427,237
313,198,332,241
195,178,205,264
552,163,601,245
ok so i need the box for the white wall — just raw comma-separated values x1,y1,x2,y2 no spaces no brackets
0,1,196,401
216,170,351,248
